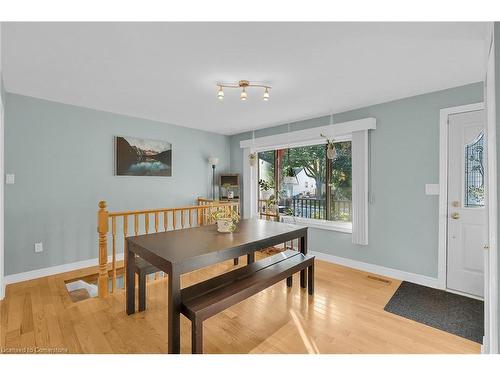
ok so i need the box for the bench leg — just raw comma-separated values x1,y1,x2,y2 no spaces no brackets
138,272,146,312
192,319,203,354
307,263,314,295
299,235,307,289
300,267,307,289
286,276,293,287
233,257,239,266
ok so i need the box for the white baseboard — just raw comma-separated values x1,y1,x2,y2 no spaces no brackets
310,250,440,289
4,253,125,286
3,250,439,292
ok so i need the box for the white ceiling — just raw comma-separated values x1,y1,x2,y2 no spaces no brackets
2,22,487,135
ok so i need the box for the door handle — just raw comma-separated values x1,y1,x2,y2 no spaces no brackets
451,212,460,220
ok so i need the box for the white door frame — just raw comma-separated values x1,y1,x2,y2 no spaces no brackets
438,102,493,352
0,95,4,300
438,102,485,291
483,23,498,354
0,22,4,301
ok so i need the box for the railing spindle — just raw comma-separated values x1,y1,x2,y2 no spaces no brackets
181,209,185,228
172,210,177,230
155,212,159,233
134,214,139,236
145,213,149,234
164,211,168,231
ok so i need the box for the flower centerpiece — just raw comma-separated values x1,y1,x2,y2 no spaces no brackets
211,207,240,233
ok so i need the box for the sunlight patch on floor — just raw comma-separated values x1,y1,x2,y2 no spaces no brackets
289,309,320,354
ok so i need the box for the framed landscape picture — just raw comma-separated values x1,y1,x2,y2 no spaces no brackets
115,136,172,176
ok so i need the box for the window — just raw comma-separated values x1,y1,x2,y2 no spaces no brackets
257,141,352,225
241,118,374,242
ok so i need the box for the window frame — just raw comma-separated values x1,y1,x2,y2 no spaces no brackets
240,117,375,242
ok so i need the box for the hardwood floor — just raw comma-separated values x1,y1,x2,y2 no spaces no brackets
0,253,480,354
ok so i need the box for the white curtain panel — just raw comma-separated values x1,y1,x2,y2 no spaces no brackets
351,130,369,245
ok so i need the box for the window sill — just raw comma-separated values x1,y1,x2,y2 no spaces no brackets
280,216,352,234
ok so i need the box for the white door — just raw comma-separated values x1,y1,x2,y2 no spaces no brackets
447,110,486,297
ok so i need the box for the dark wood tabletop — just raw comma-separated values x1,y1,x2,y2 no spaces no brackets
125,218,308,354
126,219,307,273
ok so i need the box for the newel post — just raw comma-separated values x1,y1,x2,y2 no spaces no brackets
97,200,109,297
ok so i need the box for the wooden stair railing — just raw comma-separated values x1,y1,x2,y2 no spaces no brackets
97,199,240,298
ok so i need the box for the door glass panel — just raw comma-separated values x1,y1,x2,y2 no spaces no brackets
464,132,485,207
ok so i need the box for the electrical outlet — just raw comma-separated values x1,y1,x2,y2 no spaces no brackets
34,242,43,253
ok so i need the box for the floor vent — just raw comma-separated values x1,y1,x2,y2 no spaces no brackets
367,275,391,284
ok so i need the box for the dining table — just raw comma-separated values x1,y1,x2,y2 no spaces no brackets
125,218,308,354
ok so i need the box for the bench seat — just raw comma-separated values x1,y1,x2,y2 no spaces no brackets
180,250,315,353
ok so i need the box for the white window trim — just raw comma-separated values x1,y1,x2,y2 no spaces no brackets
281,215,352,233
240,117,375,240
240,118,375,150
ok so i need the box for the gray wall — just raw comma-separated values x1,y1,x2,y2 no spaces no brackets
4,93,230,275
230,83,484,278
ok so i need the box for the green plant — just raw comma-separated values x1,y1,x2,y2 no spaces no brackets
258,179,274,191
210,208,240,232
284,165,295,178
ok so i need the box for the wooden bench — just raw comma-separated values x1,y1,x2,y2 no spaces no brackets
180,250,315,354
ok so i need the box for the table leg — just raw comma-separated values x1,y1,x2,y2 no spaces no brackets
168,269,182,354
247,252,255,264
126,247,136,315
299,234,307,288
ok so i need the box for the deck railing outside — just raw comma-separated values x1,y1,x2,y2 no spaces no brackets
97,198,239,298
260,197,352,222
290,197,352,221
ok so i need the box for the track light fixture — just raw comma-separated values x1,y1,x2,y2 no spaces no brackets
217,86,224,100
263,87,270,101
216,80,271,101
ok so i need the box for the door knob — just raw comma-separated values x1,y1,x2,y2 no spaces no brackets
451,212,460,219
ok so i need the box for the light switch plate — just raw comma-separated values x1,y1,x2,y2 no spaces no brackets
5,174,15,184
425,184,439,195
35,242,43,253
